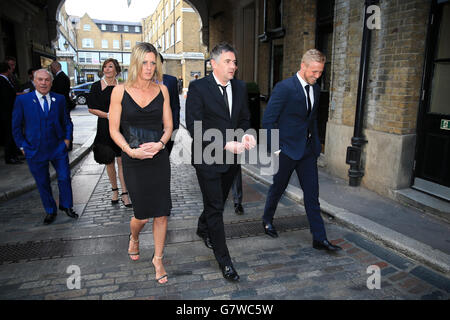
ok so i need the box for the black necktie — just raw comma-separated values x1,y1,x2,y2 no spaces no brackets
305,85,312,117
218,84,230,114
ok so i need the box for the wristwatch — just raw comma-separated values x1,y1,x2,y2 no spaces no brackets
159,140,166,149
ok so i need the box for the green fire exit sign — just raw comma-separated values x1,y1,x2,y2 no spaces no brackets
441,119,450,130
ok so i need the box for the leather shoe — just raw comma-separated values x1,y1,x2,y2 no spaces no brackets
44,213,57,225
262,221,278,238
221,265,240,282
59,205,78,219
234,203,244,215
196,231,213,249
313,239,342,252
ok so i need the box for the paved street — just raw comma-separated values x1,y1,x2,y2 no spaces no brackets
0,139,449,300
0,110,449,300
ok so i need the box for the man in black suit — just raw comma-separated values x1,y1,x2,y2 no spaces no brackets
50,61,74,151
186,43,256,282
159,54,180,155
0,62,22,164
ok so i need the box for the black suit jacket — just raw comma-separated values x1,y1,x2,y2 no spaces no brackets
186,73,250,172
0,76,16,125
52,71,74,110
163,74,180,130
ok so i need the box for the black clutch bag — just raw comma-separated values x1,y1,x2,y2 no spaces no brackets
127,126,163,149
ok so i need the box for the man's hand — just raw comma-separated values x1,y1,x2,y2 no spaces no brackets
64,139,70,149
241,134,256,150
224,141,245,154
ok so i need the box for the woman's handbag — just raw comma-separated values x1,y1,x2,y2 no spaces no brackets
93,143,116,164
127,126,163,149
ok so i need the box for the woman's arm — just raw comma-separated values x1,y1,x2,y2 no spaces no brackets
139,84,173,156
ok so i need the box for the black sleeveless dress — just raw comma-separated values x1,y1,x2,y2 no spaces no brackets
88,81,121,158
121,89,171,219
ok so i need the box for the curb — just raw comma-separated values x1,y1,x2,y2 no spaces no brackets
242,164,450,275
0,133,95,203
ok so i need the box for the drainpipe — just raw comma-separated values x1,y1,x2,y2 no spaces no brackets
346,0,378,187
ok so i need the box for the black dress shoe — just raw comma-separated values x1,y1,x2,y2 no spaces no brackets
196,231,213,249
44,213,57,225
262,221,278,238
221,265,240,282
59,205,79,219
234,203,244,215
313,239,342,252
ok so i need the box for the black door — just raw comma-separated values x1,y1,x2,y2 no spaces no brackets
415,1,450,196
316,0,334,152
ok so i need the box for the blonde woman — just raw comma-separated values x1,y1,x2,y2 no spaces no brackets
109,43,173,284
88,58,132,207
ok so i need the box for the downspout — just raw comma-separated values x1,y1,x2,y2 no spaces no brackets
346,0,378,186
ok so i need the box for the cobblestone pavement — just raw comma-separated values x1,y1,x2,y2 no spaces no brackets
0,152,449,300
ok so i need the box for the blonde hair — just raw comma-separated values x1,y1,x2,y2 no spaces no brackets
126,42,162,86
301,49,326,66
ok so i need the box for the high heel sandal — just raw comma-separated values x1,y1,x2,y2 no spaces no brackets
152,253,168,284
128,234,139,261
121,192,133,208
111,188,119,204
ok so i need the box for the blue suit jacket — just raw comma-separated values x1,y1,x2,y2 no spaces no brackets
163,74,181,130
12,91,73,159
262,75,321,160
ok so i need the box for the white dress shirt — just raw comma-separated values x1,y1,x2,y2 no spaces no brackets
213,72,232,116
296,72,314,110
34,91,52,112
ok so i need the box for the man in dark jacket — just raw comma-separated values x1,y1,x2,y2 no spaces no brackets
50,61,74,150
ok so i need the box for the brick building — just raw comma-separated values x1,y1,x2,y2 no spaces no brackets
73,13,143,83
183,0,448,208
142,0,207,89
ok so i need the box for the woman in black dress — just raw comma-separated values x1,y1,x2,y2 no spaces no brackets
109,43,173,284
88,59,132,207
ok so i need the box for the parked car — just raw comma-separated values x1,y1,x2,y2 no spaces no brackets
70,82,93,105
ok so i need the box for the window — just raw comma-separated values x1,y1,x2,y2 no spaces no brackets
79,52,94,64
165,3,169,18
113,25,118,31
83,24,91,31
176,0,180,5
170,24,175,46
102,40,108,48
161,34,165,51
124,25,129,32
176,18,181,42
113,40,120,49
101,24,106,31
123,53,131,65
171,0,175,12
124,40,131,49
135,26,140,32
166,29,169,49
82,38,94,48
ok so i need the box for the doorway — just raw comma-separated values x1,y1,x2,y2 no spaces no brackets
414,0,450,201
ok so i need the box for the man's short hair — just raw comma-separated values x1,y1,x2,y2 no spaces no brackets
33,69,54,81
210,42,237,62
51,61,62,70
301,49,326,66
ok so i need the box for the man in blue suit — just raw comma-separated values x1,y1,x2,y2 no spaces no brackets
262,49,341,252
159,54,180,155
12,69,78,225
